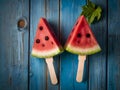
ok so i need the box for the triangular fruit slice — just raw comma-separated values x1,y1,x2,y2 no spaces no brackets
65,15,101,55
31,18,63,58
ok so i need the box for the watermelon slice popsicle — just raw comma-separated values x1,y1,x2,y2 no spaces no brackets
31,18,63,85
65,15,101,82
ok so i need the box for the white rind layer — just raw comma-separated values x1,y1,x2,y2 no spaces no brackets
65,44,101,55
31,47,62,58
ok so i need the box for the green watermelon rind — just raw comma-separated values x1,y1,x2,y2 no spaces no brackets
31,47,63,58
65,45,101,55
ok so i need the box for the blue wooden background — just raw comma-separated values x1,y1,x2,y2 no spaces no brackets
0,0,120,90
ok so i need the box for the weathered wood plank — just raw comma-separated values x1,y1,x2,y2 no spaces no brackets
30,0,60,89
46,0,60,90
108,0,120,90
60,0,88,90
89,0,107,90
30,0,47,90
0,0,29,90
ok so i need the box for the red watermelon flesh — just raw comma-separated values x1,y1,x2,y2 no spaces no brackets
31,18,63,58
65,15,101,55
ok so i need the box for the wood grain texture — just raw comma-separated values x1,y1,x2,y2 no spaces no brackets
45,0,60,90
0,0,29,90
30,0,47,90
30,0,60,90
45,58,58,85
89,0,107,90
60,0,88,90
108,0,120,90
76,55,86,82
1,0,120,90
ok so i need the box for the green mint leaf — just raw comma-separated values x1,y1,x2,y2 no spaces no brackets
81,1,102,24
88,1,95,8
96,6,102,20
89,6,102,23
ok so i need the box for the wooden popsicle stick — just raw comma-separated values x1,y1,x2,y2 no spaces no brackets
76,55,86,82
45,57,58,85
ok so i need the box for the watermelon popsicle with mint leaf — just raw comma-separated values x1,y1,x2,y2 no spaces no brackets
65,15,101,82
31,18,63,85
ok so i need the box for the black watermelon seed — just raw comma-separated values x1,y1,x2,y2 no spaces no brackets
39,26,43,30
72,28,74,32
86,33,90,38
36,39,40,43
77,41,80,44
77,33,82,38
51,41,54,45
42,44,45,47
76,22,78,25
45,36,49,40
